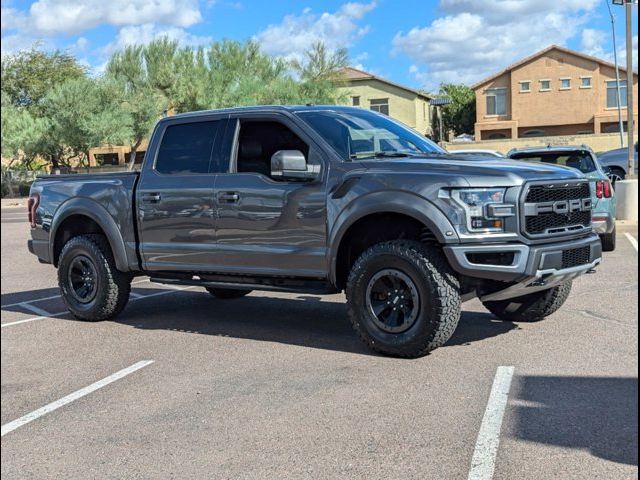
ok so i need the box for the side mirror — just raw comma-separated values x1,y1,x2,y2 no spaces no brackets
271,150,320,180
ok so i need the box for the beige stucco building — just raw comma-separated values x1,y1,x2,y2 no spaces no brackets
473,45,638,141
337,67,433,136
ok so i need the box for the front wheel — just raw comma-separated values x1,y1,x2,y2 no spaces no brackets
58,234,131,321
482,281,572,322
346,241,461,358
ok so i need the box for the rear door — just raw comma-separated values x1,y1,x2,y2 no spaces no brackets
137,115,228,271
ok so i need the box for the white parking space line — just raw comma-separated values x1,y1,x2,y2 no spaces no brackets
1,311,66,328
467,366,515,480
20,303,53,317
1,279,150,310
625,233,638,252
1,285,196,329
1,360,154,437
2,294,62,309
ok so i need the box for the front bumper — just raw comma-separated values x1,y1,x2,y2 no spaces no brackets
444,234,602,300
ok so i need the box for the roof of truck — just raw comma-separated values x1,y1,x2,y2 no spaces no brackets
166,104,364,120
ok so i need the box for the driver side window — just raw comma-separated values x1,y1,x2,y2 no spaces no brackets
235,120,309,179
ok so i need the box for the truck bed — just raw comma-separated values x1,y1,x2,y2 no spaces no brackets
29,171,140,272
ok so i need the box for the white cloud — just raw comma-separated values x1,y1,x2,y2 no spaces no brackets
1,7,29,31
393,0,600,90
581,28,608,59
254,2,376,62
102,23,212,57
7,0,202,36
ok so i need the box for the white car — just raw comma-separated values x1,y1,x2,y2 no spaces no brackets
448,149,504,157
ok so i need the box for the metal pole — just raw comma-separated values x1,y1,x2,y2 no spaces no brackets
625,0,635,179
606,0,625,147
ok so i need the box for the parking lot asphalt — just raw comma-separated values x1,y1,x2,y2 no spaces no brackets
1,205,638,480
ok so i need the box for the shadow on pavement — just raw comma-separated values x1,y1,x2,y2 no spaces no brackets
1,287,61,308
2,287,518,356
511,375,638,466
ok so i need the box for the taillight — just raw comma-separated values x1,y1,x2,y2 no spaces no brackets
27,193,39,228
595,181,604,198
595,180,613,199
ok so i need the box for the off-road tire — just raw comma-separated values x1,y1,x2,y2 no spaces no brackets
58,234,131,321
205,288,252,299
600,226,616,252
482,281,572,322
346,240,461,358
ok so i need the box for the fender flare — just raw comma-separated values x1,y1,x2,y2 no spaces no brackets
50,197,130,272
328,190,459,284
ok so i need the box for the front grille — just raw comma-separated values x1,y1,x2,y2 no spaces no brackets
526,183,590,203
522,182,592,237
562,246,591,269
525,210,591,235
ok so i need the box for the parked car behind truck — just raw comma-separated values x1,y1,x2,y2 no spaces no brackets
28,106,602,357
507,146,617,251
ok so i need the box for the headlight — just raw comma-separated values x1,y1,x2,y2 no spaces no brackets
450,188,514,233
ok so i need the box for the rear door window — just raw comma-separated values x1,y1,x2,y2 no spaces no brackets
155,121,221,174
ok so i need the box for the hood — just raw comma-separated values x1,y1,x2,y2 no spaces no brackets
361,154,585,187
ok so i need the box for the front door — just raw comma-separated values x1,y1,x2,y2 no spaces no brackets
213,115,328,278
137,116,226,271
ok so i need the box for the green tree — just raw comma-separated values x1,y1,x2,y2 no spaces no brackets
293,42,349,104
1,47,86,114
438,83,476,137
40,77,132,168
1,91,49,169
106,44,167,163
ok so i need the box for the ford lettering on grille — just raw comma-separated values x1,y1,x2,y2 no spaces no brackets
522,182,592,238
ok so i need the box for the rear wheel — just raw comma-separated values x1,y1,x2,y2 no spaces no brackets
205,288,252,299
346,240,461,358
608,167,626,186
600,225,616,252
58,234,131,321
482,281,572,322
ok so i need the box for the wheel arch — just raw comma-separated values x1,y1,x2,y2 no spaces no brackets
50,198,130,272
329,191,458,288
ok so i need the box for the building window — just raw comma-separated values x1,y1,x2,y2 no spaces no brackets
606,80,627,108
352,96,360,106
539,79,551,91
522,129,546,137
560,78,571,90
519,81,531,93
486,88,506,115
488,132,507,140
580,76,592,88
370,98,389,115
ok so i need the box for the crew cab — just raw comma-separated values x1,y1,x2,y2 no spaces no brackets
28,106,602,357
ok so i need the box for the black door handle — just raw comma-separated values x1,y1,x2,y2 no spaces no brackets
142,193,161,203
219,192,240,202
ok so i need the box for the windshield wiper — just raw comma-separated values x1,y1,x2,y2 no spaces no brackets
350,150,422,160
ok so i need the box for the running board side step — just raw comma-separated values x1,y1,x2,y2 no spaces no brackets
149,274,339,295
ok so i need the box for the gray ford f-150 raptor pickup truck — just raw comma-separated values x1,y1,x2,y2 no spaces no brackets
27,106,602,357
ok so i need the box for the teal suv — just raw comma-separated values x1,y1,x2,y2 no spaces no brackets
508,146,617,251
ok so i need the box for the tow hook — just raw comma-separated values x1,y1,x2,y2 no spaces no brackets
587,268,597,274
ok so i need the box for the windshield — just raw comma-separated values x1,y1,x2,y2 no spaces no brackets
509,151,597,174
297,109,445,160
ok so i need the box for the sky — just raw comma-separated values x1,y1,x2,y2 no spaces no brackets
1,0,638,92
